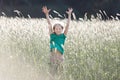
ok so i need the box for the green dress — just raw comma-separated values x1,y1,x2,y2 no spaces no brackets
50,33,66,54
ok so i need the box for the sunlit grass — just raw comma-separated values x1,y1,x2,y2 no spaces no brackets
0,16,120,80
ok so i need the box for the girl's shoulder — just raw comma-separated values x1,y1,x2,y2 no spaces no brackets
59,33,66,38
62,33,66,37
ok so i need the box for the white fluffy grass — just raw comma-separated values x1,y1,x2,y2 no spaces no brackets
0,16,120,80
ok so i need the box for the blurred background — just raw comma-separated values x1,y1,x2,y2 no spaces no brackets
0,0,120,19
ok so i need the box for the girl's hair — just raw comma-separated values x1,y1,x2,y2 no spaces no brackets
53,23,63,31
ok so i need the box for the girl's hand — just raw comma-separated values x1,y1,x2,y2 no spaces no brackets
66,8,73,15
42,6,51,14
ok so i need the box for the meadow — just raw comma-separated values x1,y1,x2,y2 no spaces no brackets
0,16,120,80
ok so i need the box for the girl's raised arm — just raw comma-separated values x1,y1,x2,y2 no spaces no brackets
64,8,73,35
42,6,53,34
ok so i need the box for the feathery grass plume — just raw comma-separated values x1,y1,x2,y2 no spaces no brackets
53,10,63,18
91,15,96,21
99,10,103,16
63,14,66,18
84,12,88,21
116,13,120,16
99,10,106,20
103,10,109,19
14,10,24,18
96,13,102,20
111,15,115,20
1,12,7,17
116,13,120,20
115,16,119,20
72,12,76,20
27,14,31,18
49,15,53,19
78,18,84,21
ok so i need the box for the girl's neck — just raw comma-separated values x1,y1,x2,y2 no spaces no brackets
54,32,62,35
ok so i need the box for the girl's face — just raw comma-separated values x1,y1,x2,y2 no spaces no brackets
53,24,63,35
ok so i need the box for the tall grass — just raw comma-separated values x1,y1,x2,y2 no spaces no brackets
0,16,120,80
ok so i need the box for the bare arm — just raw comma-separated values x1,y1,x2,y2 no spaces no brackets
42,6,53,34
64,8,73,35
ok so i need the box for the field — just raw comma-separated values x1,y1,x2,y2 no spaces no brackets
0,16,120,80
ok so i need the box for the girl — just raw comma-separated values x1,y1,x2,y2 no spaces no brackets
42,6,73,79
